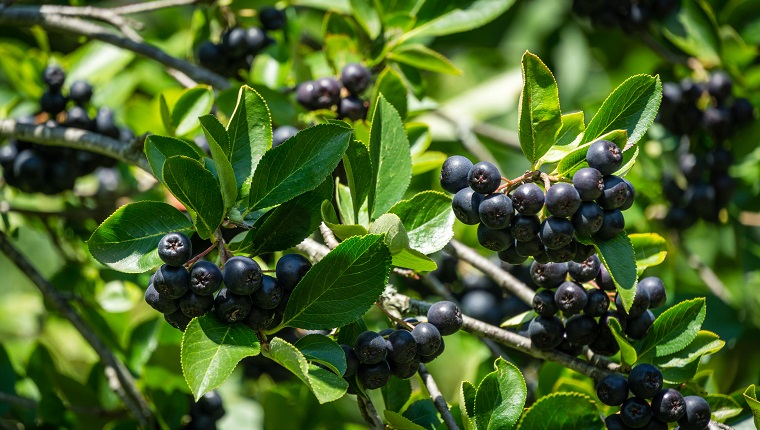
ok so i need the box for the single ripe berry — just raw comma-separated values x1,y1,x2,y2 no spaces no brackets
243,306,276,331
354,331,388,364
530,261,568,289
144,284,179,314
198,41,225,67
596,374,630,406
619,180,635,211
510,214,540,242
341,344,360,378
477,223,513,252
596,265,615,291
515,236,544,257
584,288,610,317
564,314,598,345
12,150,46,192
511,183,545,215
357,360,391,389
528,316,564,350
546,240,577,263
189,260,223,296
426,301,462,336
272,126,299,147
245,27,271,54
440,155,474,194
197,390,225,419
586,140,622,175
615,284,650,318
626,309,654,340
338,96,368,121
412,322,442,356
42,66,65,91
678,396,711,430
259,6,286,30
296,81,319,110
451,187,483,225
95,107,119,138
419,339,445,363
595,209,625,241
545,183,581,217
598,175,631,209
164,309,192,331
40,91,67,116
498,246,528,265
638,277,666,308
68,80,93,105
179,291,214,318
568,254,601,282
533,289,559,316
386,330,417,363
733,98,754,124
275,253,312,291
467,161,501,194
620,397,653,428
604,414,628,430
554,281,588,316
628,364,664,399
539,217,574,250
588,327,620,357
214,288,252,324
478,193,513,229
223,256,263,295
341,63,372,95
154,264,190,299
222,27,248,58
651,388,686,423
158,232,193,266
66,106,91,129
252,275,283,310
573,167,604,201
573,243,596,263
314,77,342,109
389,354,421,379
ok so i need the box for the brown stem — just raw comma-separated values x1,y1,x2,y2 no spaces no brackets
184,240,219,268
418,363,460,430
375,302,415,330
357,395,384,429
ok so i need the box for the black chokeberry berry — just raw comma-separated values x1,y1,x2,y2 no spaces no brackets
396,317,418,330
628,364,663,399
528,316,564,350
245,27,271,54
556,338,583,356
554,281,588,316
164,309,192,331
426,301,462,336
596,265,615,291
564,314,598,345
69,80,93,105
243,306,276,331
314,77,342,109
545,183,580,217
386,329,417,363
588,328,620,357
43,66,65,91
539,217,574,250
452,187,483,225
546,241,577,263
604,415,628,430
596,374,630,406
651,388,686,423
145,283,179,314
533,289,559,317
179,291,215,318
341,63,372,95
222,27,248,58
595,209,625,241
584,288,610,317
259,7,286,30
707,71,732,102
616,285,650,318
296,81,319,110
95,107,119,138
354,331,388,364
573,167,604,201
252,275,283,310
189,260,223,296
41,91,67,116
511,183,545,215
389,354,421,379
468,161,501,194
497,246,528,265
620,397,653,428
214,288,252,324
515,237,544,257
358,360,391,389
638,277,666,308
479,193,513,229
530,261,568,289
341,344,360,378
198,41,225,68
154,264,190,299
598,176,631,210
440,155,473,194
66,106,91,129
573,242,596,263
419,339,445,363
338,96,368,121
568,254,601,282
477,223,513,252
223,256,262,295
678,395,711,430
586,139,622,175
158,232,193,266
626,309,654,340
412,323,442,356
510,214,540,242
275,253,312,291
619,179,635,211
733,98,754,124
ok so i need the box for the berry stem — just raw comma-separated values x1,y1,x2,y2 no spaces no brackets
418,363,461,430
356,394,384,430
256,331,270,353
375,302,415,330
184,240,219,268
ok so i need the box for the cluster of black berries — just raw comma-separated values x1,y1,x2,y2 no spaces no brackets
657,72,754,229
145,232,312,332
183,391,225,430
197,7,285,77
340,301,462,390
296,63,371,121
526,257,666,357
599,364,712,429
572,0,678,31
0,66,134,194
440,139,634,264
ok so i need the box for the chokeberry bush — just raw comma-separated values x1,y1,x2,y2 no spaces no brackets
0,1,759,430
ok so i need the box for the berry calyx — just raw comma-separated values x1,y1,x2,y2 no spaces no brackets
158,232,193,267
467,161,501,194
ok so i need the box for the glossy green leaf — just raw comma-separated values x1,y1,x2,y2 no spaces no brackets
662,0,721,65
343,140,373,224
706,394,743,422
248,124,352,211
383,377,413,413
282,235,392,329
412,151,448,175
349,0,381,39
200,114,237,208
608,318,637,366
403,399,441,430
460,380,477,430
392,248,437,272
335,318,367,346
368,96,412,219
371,68,408,119
324,34,362,72
518,51,562,166
163,156,225,239
226,86,272,198
638,298,707,359
181,315,261,401
389,191,455,255
172,86,213,136
389,44,462,75
516,392,603,430
294,334,346,376
144,135,204,184
88,201,194,273
594,232,637,312
368,213,409,255
743,384,760,429
475,357,526,430
159,94,174,135
265,337,348,404
402,0,516,40
651,330,724,369
386,410,428,430
539,111,585,165
629,233,668,273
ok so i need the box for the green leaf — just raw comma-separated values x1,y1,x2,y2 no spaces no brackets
88,202,194,273
651,330,724,369
294,334,346,376
368,96,412,219
659,359,701,385
383,377,413,413
335,318,367,346
386,410,428,430
594,232,637,312
171,86,213,136
413,151,449,175
581,75,662,150
200,115,237,208
281,235,392,329
337,182,369,226
349,0,381,39
460,381,477,430
638,298,707,359
248,124,352,211
629,233,668,273
324,35,362,72
608,318,637,366
264,337,348,404
516,392,603,430
159,94,174,135
392,248,438,272
389,44,462,75
743,384,760,429
388,191,455,255
705,394,743,422
662,0,721,66
613,145,639,177
343,140,373,224
538,112,585,165
371,68,408,119
403,399,441,430
369,213,410,255
226,86,272,199
233,177,332,255
181,315,261,401
402,0,516,40
144,135,204,184
474,357,526,430
163,156,225,239
518,51,562,166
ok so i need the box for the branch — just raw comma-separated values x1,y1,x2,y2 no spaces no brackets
0,5,229,90
445,239,536,306
0,231,156,428
418,363,460,430
111,0,203,15
319,222,340,250
37,4,143,42
687,251,732,305
357,395,384,430
295,237,331,263
0,119,151,173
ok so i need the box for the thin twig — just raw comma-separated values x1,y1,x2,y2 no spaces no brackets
184,240,219,268
111,0,202,15
319,222,340,250
418,363,460,430
357,395,384,430
687,252,732,304
0,231,155,428
433,110,521,150
432,111,498,165
375,302,414,330
38,4,143,41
